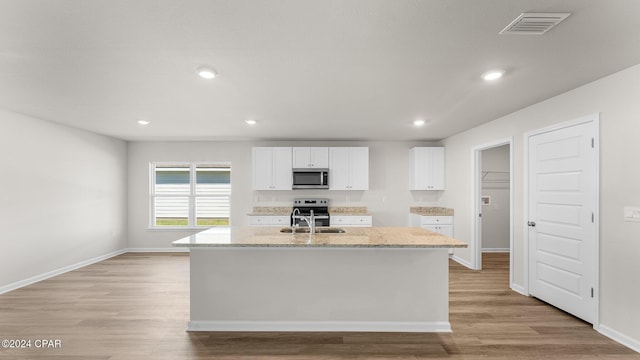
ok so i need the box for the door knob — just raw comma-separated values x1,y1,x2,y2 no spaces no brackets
527,221,536,227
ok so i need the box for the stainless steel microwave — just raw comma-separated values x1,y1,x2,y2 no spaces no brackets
292,168,329,189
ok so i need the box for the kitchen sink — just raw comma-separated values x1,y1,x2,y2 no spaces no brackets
280,227,346,234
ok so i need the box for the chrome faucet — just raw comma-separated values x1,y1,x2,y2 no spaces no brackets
291,208,300,234
297,209,316,234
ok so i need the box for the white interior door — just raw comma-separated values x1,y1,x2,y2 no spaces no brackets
527,117,598,324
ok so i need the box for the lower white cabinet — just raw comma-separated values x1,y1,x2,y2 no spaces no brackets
410,214,454,253
248,215,290,227
419,216,453,237
423,224,453,237
248,215,373,228
330,215,372,227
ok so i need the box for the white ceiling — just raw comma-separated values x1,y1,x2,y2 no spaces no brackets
1,0,639,141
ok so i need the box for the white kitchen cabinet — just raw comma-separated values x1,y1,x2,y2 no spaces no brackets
330,215,372,227
252,147,293,190
292,147,329,168
423,224,453,237
410,214,453,233
329,147,369,190
410,214,454,253
248,215,291,227
409,147,445,190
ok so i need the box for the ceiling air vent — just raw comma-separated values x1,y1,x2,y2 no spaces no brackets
500,12,571,35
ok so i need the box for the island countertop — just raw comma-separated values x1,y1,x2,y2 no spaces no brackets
172,226,467,248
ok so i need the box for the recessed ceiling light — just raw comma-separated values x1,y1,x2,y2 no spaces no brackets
137,120,150,125
482,70,504,81
245,119,257,125
197,66,217,79
413,119,426,127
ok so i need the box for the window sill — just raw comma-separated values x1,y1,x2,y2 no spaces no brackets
146,226,230,231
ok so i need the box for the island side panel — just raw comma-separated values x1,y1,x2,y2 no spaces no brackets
189,247,450,332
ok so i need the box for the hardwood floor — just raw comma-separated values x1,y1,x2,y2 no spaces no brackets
0,252,637,359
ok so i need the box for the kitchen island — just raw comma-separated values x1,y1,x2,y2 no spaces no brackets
173,226,467,332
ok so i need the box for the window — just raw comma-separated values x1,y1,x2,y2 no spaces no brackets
150,162,231,228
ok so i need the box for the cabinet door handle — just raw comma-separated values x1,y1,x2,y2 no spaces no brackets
527,221,536,227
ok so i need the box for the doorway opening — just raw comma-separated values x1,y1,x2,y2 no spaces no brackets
471,139,514,287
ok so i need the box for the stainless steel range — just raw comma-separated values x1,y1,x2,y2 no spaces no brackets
291,198,330,227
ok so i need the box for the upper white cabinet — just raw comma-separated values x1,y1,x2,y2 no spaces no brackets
292,147,329,168
329,147,369,190
252,147,293,190
409,147,445,190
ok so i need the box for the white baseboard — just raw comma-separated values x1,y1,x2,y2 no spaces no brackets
482,248,510,253
598,324,640,353
126,247,189,253
187,320,452,333
510,283,527,296
451,254,473,269
0,248,128,295
0,248,190,294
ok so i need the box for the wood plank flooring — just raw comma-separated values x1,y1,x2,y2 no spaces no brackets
0,252,637,359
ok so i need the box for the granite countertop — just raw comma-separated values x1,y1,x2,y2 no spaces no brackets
248,206,372,216
247,207,292,216
172,226,467,249
410,207,454,216
328,207,370,216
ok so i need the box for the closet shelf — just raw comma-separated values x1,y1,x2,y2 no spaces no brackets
482,170,510,184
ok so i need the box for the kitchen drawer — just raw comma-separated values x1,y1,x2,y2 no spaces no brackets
248,215,290,227
330,215,372,227
420,216,453,225
424,224,453,237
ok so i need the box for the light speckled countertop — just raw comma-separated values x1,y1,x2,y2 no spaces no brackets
247,207,292,216
410,207,454,216
329,207,370,215
248,206,371,216
172,226,467,248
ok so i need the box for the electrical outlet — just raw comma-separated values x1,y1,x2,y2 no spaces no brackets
624,206,640,222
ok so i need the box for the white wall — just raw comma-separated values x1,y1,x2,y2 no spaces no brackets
440,64,640,345
127,140,440,249
0,109,128,290
481,145,510,251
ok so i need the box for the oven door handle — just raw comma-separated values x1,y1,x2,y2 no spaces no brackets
292,215,329,220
